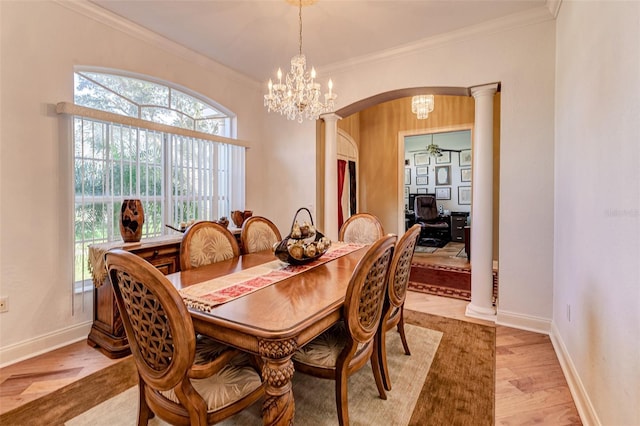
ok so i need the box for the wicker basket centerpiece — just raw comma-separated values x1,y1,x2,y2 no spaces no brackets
274,207,331,265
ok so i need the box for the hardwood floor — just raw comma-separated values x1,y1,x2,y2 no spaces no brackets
0,293,581,425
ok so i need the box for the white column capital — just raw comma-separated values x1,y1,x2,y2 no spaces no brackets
320,113,342,123
470,83,499,99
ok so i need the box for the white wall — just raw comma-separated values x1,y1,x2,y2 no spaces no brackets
553,1,640,424
0,1,267,363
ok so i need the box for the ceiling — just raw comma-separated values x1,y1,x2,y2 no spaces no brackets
89,0,548,83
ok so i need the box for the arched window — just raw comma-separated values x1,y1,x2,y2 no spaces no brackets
69,69,245,288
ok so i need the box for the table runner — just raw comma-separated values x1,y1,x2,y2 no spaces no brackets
180,242,364,312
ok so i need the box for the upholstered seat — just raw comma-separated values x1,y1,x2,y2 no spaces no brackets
180,221,240,270
376,224,421,394
240,216,282,254
105,250,263,425
293,235,396,425
338,213,384,245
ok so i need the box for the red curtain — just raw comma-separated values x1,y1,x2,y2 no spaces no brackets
337,159,347,229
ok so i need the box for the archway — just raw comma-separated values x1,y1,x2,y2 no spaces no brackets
319,84,500,320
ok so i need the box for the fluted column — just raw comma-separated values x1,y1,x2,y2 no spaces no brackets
322,113,341,241
466,83,498,321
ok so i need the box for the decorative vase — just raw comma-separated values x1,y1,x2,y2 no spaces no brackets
119,199,144,242
231,210,253,228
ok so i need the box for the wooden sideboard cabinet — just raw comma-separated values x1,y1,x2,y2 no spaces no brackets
450,212,469,243
87,235,182,358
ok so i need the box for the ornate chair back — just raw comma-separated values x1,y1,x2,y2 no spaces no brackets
240,216,282,254
376,224,421,392
293,235,396,425
338,212,384,245
106,249,263,425
179,221,240,270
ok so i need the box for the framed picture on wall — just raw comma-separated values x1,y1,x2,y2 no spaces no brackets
436,151,451,164
417,188,428,194
435,187,451,200
404,186,409,198
459,149,472,166
414,152,430,166
404,167,411,185
460,168,472,182
416,166,428,176
435,165,451,185
458,186,471,205
416,176,428,185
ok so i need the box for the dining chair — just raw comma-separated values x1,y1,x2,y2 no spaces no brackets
240,216,282,254
179,221,240,271
375,224,421,394
105,249,263,426
292,234,396,426
338,212,385,245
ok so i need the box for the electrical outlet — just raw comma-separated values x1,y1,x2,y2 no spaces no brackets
0,297,8,313
566,304,571,322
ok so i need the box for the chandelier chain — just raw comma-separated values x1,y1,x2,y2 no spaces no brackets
298,0,303,56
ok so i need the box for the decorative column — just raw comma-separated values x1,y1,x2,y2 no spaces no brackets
466,83,498,321
322,113,341,241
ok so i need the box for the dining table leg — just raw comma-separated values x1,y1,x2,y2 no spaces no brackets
259,338,297,425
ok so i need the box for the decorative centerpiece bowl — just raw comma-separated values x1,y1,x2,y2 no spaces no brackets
273,207,331,265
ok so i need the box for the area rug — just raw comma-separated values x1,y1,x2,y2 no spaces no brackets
405,311,495,425
409,263,472,301
64,311,496,426
66,323,442,426
414,246,437,254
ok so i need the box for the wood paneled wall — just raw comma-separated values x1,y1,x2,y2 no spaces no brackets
319,94,500,260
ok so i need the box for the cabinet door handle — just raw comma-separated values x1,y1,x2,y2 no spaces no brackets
153,250,159,257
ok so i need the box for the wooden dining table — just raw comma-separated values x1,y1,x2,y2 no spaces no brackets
164,245,369,425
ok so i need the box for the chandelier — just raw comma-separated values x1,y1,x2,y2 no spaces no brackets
411,95,434,119
426,142,442,157
264,0,337,122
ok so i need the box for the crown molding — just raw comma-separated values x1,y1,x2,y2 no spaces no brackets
54,0,260,88
324,5,556,76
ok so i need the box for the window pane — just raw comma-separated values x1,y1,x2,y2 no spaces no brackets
79,72,169,108
74,73,138,118
171,89,223,119
141,106,194,130
195,118,224,135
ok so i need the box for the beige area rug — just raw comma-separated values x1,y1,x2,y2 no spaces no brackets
66,324,442,426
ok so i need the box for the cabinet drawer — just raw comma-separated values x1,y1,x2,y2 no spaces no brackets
451,216,467,225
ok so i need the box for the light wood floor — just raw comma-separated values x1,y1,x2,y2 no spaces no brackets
0,292,581,425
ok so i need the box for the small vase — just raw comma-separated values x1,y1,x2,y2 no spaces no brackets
231,210,245,227
119,199,144,242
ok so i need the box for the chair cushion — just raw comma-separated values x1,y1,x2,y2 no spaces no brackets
160,363,262,412
189,227,235,268
160,335,261,412
293,322,365,368
342,219,380,245
245,222,279,253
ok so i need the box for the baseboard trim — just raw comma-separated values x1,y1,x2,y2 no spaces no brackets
0,321,93,368
549,322,601,426
496,309,551,334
